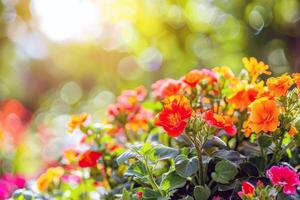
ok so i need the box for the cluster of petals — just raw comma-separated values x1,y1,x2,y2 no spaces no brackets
266,166,300,195
202,110,237,136
154,95,192,137
248,97,279,133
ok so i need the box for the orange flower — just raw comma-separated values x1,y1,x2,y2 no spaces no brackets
154,95,192,137
182,70,202,87
267,74,293,97
182,69,217,88
152,79,182,98
68,113,89,133
242,57,271,83
248,97,279,133
227,82,258,111
292,73,300,90
288,126,297,137
36,167,64,192
202,110,236,136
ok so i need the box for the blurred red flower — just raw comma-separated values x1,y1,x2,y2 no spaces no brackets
78,150,102,168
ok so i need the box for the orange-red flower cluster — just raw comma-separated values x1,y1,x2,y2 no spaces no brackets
182,69,217,88
107,86,152,133
152,79,182,99
154,95,192,137
202,110,237,136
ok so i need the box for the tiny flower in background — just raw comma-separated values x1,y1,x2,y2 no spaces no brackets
182,69,202,87
68,113,89,133
202,110,237,136
242,57,271,83
267,74,293,97
266,165,300,195
137,191,143,199
211,196,222,200
182,69,218,88
292,73,300,90
37,167,64,192
288,126,297,137
248,97,279,133
78,150,102,168
154,94,192,137
238,181,255,198
151,79,182,98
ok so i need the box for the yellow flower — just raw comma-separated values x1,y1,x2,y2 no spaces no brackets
68,113,88,133
242,57,271,83
36,167,64,192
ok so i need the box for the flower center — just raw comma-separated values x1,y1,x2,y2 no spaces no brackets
168,113,181,126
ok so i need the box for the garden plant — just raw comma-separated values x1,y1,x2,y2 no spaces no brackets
12,57,300,200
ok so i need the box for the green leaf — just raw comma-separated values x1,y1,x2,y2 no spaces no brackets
175,155,199,178
143,188,162,200
116,150,137,165
213,150,244,165
154,145,179,161
258,134,272,148
125,160,147,178
249,156,266,172
141,142,152,154
122,188,131,200
160,172,186,191
295,118,300,133
194,185,210,200
184,196,194,200
211,160,238,184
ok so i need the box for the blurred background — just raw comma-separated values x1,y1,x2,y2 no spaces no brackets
0,0,300,183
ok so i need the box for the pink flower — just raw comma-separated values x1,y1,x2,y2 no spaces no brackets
0,174,26,199
266,166,300,195
212,196,222,200
238,181,255,198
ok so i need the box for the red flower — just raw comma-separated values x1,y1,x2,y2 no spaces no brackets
152,79,181,98
238,181,255,198
202,110,236,136
137,191,143,199
266,166,300,195
154,95,192,137
78,150,102,168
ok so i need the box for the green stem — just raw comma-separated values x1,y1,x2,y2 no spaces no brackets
144,157,164,196
194,134,204,186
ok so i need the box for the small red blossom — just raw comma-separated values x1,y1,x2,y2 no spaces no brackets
266,166,300,195
137,191,143,199
78,150,102,168
154,95,192,137
238,181,255,198
202,110,237,136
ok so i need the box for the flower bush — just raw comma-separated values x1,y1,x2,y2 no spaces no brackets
13,58,300,200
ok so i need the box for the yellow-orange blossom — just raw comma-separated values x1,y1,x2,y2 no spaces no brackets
248,97,279,133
